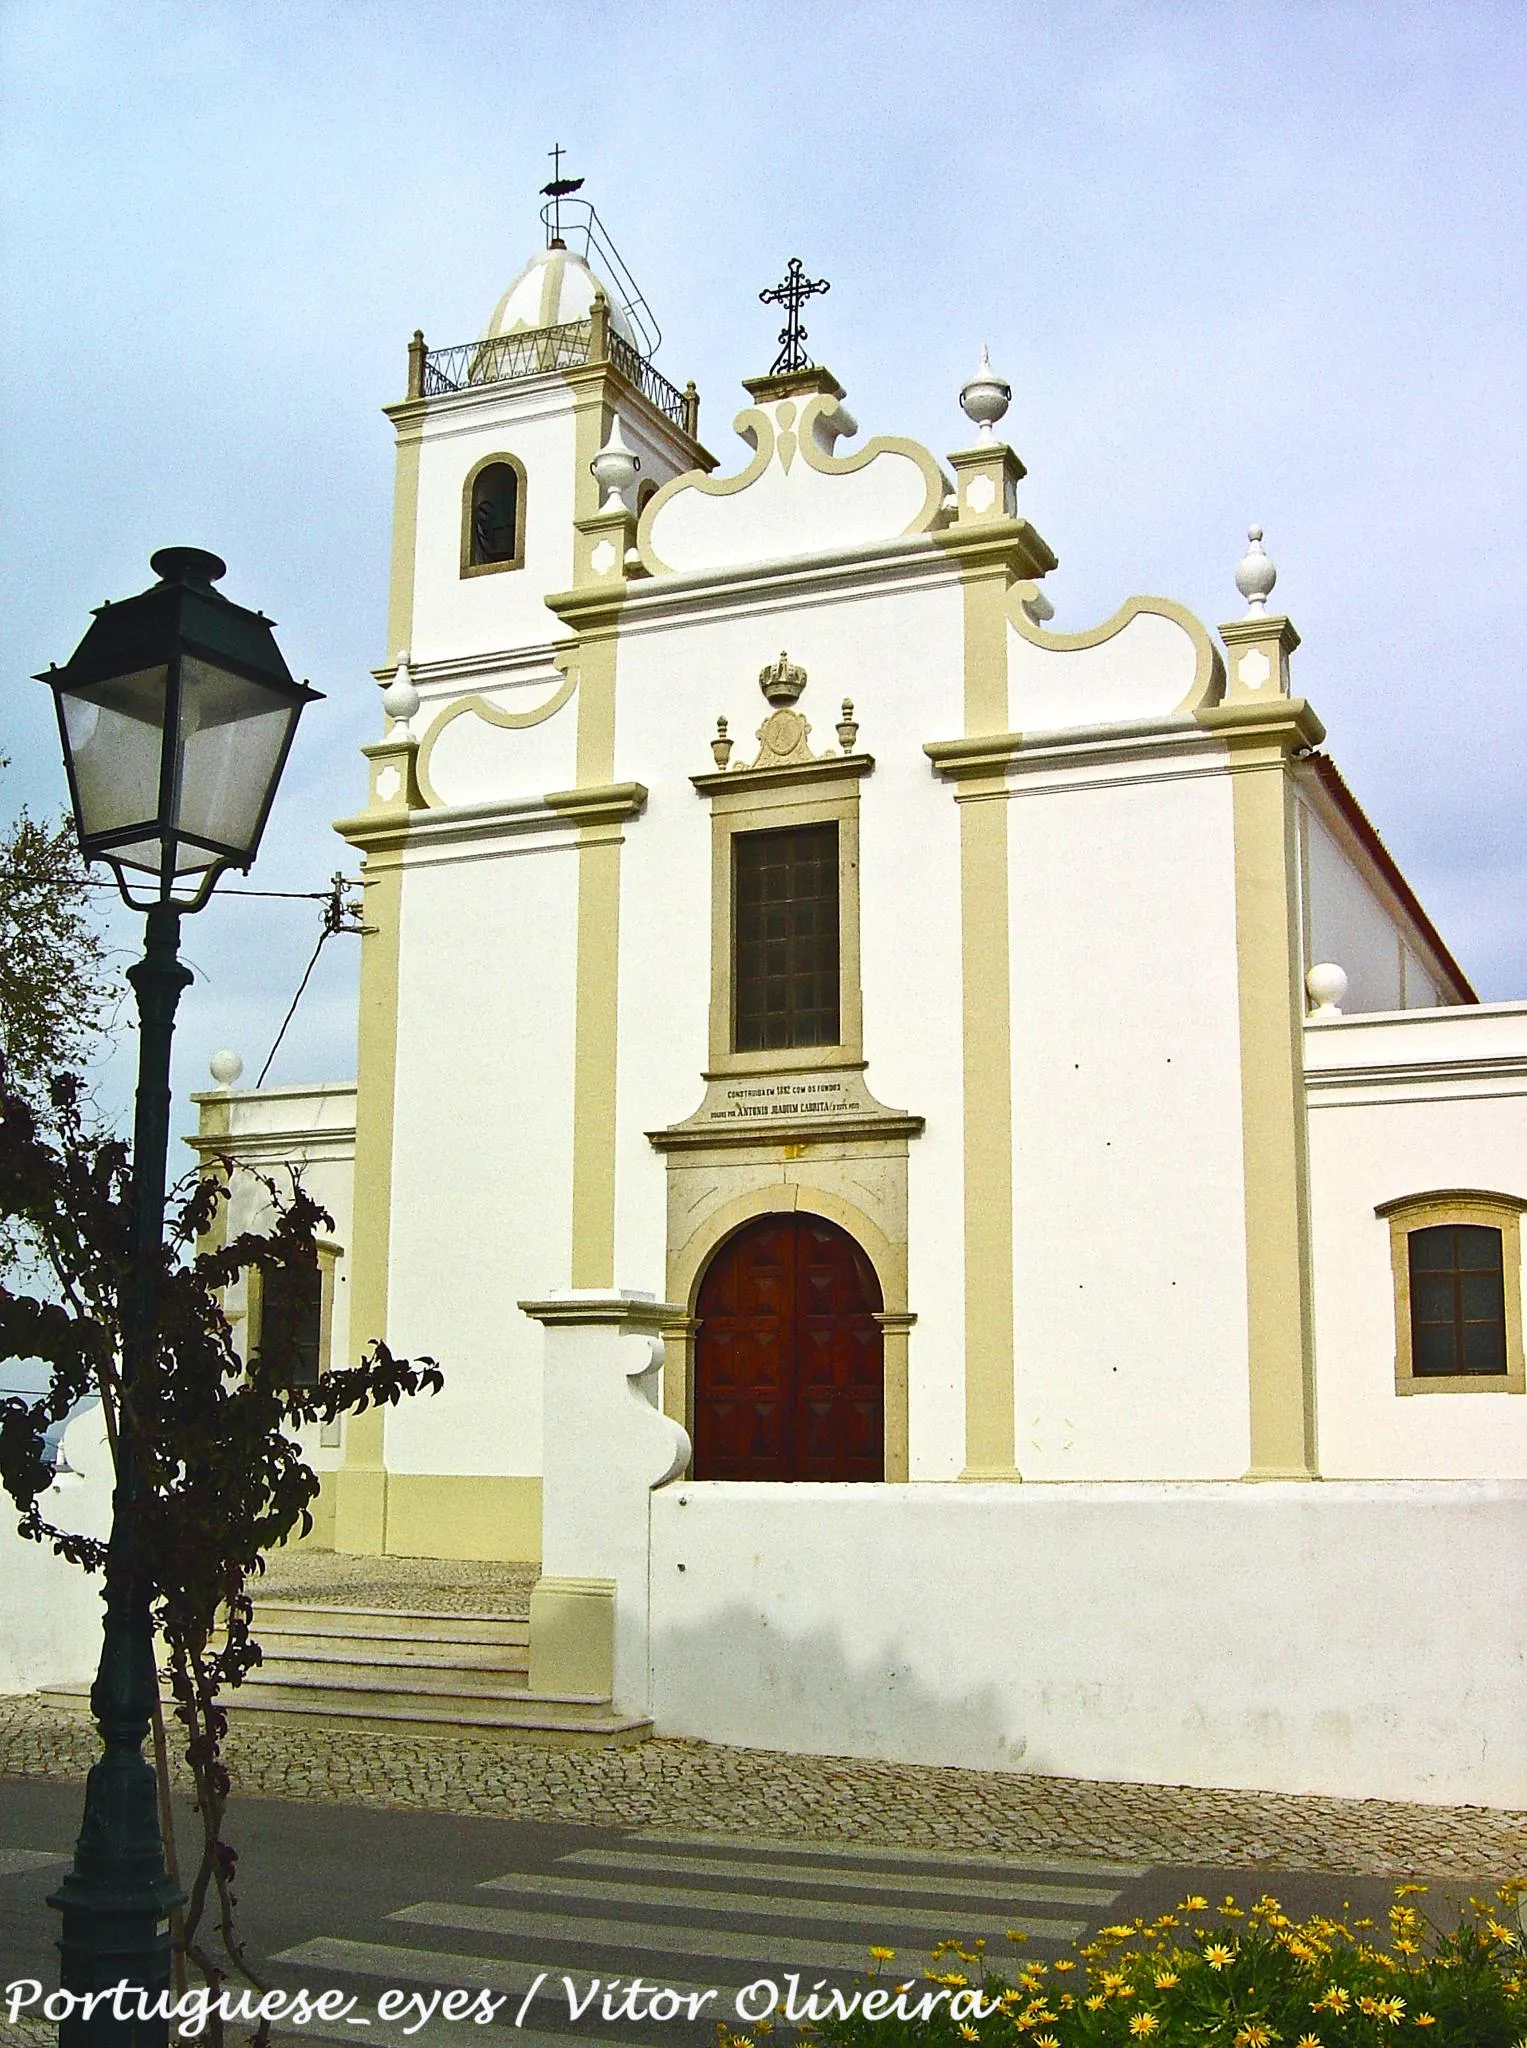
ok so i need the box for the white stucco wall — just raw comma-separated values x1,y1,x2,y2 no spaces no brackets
649,1477,1527,1806
1298,798,1448,1013
1305,1002,1527,1479
1006,743,1250,1477
384,822,578,1478
0,1403,113,1694
407,383,581,665
609,561,970,1475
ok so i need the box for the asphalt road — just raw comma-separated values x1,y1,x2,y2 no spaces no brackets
0,1777,1476,2048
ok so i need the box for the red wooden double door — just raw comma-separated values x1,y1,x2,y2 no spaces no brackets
693,1212,884,1482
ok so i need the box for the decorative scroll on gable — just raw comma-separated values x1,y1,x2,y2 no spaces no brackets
1005,586,1226,731
637,383,947,576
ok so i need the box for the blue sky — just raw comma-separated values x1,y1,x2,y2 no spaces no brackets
3,0,1523,1139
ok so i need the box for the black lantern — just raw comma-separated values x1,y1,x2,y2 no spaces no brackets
38,547,320,905
37,549,317,2047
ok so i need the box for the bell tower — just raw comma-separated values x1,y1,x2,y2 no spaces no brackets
330,185,712,1557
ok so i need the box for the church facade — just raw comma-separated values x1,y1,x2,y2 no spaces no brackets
195,217,1527,1803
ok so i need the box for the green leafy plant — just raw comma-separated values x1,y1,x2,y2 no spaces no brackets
792,1887,1527,2048
0,1068,442,2038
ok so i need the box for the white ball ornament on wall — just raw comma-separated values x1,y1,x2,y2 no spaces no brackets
209,1049,244,1087
1306,962,1349,1017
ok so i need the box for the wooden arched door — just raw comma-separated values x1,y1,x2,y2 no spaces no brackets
693,1213,884,1481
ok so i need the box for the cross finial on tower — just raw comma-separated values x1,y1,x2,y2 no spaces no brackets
540,143,585,246
759,258,830,375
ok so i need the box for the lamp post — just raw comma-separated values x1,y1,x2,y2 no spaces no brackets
36,548,320,2046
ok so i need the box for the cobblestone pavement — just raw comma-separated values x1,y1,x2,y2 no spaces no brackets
2,1697,1520,1882
255,1548,538,1615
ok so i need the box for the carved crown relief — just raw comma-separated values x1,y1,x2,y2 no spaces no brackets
709,653,860,772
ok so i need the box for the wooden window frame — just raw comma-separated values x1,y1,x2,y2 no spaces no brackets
732,820,841,1054
460,452,527,578
1375,1190,1526,1396
246,1239,343,1391
694,756,870,1081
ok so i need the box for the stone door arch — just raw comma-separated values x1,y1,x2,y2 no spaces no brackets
692,1211,885,1481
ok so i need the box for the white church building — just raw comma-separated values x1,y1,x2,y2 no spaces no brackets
193,204,1526,1808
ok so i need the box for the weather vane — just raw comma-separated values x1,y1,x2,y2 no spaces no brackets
541,142,585,246
760,258,830,375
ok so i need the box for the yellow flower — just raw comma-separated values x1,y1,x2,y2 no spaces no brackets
1052,1961,1076,1973
1487,1920,1514,1942
1296,2036,1323,2048
1100,1973,1128,1992
1232,2027,1273,2048
1358,1993,1405,2023
1204,1943,1235,1970
1182,1896,1209,1912
1153,1973,1178,1990
1413,2017,1436,2029
1085,1995,1107,2011
1129,2014,1160,2037
958,2029,979,2042
1312,1986,1350,2014
1033,2037,1060,2048
869,1946,896,1962
1394,1883,1429,1898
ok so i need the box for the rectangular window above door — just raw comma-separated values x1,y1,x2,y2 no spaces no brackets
732,822,841,1052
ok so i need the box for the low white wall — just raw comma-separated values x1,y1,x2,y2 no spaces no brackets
649,1479,1527,1808
0,1403,113,1694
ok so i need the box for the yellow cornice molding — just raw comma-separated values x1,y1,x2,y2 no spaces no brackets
1196,697,1326,749
545,780,649,826
691,752,874,799
932,518,1058,580
1220,612,1302,657
741,366,846,403
519,1293,683,1329
1375,1187,1527,1218
545,583,625,629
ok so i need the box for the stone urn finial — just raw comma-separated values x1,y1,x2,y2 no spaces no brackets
1235,525,1277,615
759,650,808,705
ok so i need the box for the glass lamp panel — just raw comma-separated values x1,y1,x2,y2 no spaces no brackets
172,656,298,863
60,666,169,848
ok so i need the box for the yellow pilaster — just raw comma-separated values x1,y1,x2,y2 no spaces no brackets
331,734,426,1552
933,495,1055,1482
1201,653,1325,1480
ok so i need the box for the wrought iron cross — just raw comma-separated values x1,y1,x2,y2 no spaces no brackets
541,142,584,244
760,258,830,375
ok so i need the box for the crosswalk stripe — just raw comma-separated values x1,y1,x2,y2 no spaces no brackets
390,1899,1085,1964
549,1851,1117,1908
480,1870,1096,1929
0,1849,70,1878
629,1831,1144,1880
274,2022,633,2048
272,1938,533,1994
272,1935,789,2002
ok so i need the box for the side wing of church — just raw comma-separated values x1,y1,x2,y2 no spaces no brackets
195,217,1527,1804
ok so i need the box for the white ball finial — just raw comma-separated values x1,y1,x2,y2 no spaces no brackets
1306,962,1348,1017
590,414,641,510
382,650,420,730
1235,525,1277,615
959,344,1011,440
209,1049,244,1087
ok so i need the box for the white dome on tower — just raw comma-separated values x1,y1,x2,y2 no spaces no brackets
482,245,639,349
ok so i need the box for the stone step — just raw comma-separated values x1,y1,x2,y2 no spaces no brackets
250,1655,530,1697
36,1680,649,1746
249,1601,528,1645
222,1681,648,1741
254,1629,530,1672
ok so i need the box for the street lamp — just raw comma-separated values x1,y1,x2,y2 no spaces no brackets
36,548,319,2046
